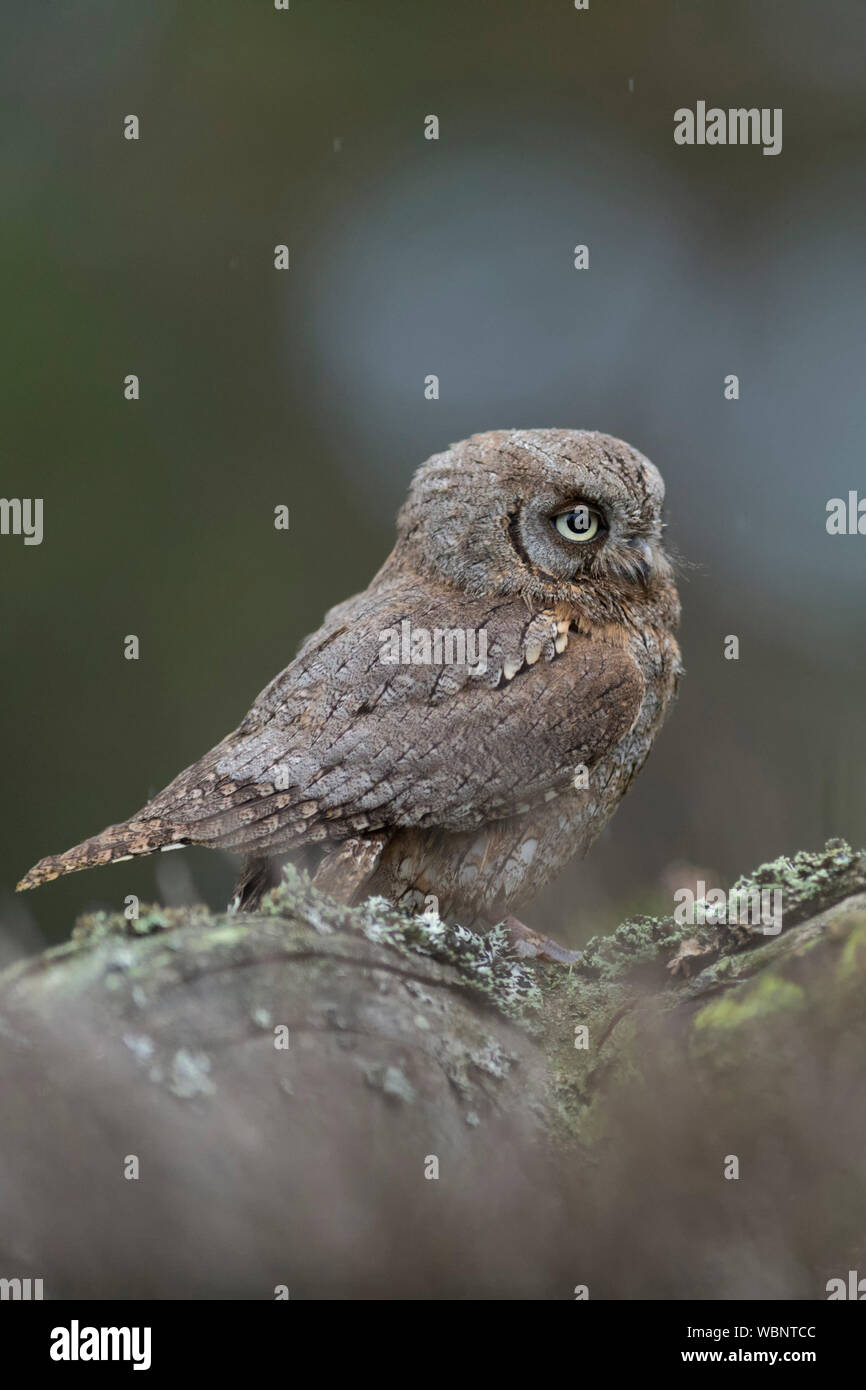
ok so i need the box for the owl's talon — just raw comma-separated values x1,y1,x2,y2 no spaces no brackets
522,613,560,666
500,915,582,966
554,617,571,654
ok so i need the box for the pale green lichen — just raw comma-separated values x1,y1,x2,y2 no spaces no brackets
692,972,806,1032
362,1062,416,1105
536,842,866,1144
727,840,863,922
434,1032,520,1098
262,864,542,1023
168,1048,216,1099
72,903,214,944
836,914,866,983
66,865,543,1027
577,840,865,983
577,913,672,981
63,842,865,1038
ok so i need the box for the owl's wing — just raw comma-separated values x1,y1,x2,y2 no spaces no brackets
131,585,645,856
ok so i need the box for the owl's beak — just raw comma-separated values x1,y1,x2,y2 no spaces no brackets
626,536,654,585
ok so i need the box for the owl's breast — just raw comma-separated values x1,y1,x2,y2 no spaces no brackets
367,622,680,926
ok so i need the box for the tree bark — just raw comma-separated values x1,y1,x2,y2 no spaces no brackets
1,841,864,1299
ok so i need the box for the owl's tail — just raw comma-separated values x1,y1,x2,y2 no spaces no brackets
16,817,188,892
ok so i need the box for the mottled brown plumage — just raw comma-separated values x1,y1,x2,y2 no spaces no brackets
18,429,681,949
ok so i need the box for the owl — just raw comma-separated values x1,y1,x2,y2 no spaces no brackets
18,430,681,961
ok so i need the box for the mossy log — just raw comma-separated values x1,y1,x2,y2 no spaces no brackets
1,841,864,1298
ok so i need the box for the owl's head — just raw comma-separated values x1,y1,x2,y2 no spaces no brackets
394,429,678,625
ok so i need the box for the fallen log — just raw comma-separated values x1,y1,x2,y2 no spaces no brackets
0,841,864,1298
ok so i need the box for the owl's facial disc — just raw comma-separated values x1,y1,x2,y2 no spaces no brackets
510,494,657,594
394,429,671,609
623,535,654,583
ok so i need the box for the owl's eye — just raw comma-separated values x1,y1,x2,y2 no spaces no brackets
553,506,602,543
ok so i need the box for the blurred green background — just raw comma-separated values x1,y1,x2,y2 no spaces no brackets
2,0,864,959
